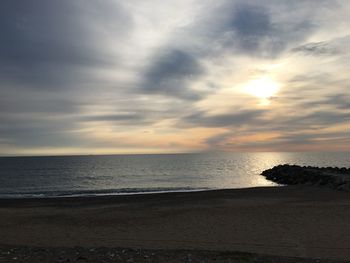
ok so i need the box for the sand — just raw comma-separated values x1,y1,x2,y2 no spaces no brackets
0,186,349,261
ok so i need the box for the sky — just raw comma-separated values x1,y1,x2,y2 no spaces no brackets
1,0,350,156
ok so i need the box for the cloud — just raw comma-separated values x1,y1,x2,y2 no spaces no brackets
183,110,265,127
293,94,350,110
231,4,271,37
80,113,154,126
223,4,285,56
276,131,350,145
0,115,82,148
1,0,350,154
141,49,205,100
291,41,339,56
325,94,350,110
291,35,350,57
201,1,316,58
298,111,350,126
0,0,130,90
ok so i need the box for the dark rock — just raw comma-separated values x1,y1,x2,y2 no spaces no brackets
261,164,350,192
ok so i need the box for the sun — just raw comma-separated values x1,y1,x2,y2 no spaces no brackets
243,76,280,100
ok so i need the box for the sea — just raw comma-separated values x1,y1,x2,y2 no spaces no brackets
0,152,349,198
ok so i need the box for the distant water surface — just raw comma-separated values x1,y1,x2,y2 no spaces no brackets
0,152,349,198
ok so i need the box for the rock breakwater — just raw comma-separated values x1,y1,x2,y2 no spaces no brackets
262,164,350,192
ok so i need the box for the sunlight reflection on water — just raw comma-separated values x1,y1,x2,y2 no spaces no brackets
0,152,349,197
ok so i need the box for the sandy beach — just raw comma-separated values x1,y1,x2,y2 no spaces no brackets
0,186,349,262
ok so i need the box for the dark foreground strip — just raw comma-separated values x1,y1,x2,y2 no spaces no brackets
0,246,347,263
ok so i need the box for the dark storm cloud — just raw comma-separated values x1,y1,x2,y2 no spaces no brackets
205,1,314,58
231,5,271,37
141,49,205,100
0,0,130,89
183,110,265,127
0,0,135,150
225,4,285,55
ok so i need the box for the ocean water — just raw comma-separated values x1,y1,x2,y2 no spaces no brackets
0,152,349,198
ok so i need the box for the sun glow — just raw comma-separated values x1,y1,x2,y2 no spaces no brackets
243,76,280,100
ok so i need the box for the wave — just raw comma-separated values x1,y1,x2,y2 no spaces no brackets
0,187,212,199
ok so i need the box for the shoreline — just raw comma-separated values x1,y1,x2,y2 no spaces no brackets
0,186,281,201
0,186,349,261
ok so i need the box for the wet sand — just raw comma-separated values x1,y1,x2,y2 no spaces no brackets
0,186,349,261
